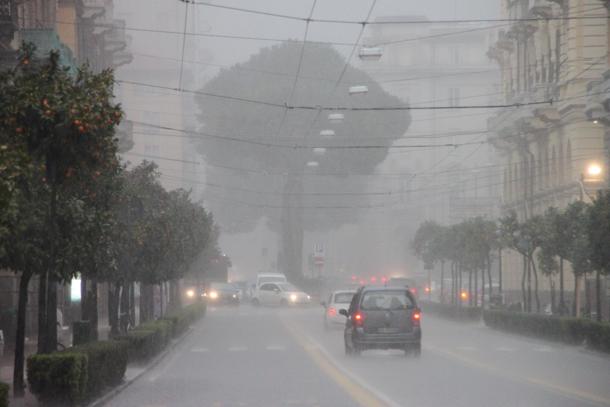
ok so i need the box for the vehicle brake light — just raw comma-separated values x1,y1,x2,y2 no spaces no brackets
370,276,377,283
410,288,417,295
412,310,421,326
328,307,337,317
353,312,365,326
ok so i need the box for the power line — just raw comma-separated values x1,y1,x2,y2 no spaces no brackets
185,1,610,25
117,79,556,111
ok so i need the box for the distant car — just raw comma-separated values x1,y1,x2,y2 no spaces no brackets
322,290,356,330
252,282,311,306
256,273,287,287
388,277,419,298
204,282,240,305
341,286,421,357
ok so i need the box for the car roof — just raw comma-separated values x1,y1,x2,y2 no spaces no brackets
333,290,356,294
359,285,411,292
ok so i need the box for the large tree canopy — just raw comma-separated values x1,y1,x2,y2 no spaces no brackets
195,41,410,233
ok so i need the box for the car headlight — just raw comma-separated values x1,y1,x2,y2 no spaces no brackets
232,294,237,298
290,294,298,302
209,291,218,299
186,289,195,298
307,295,311,300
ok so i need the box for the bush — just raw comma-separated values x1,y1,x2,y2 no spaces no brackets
115,329,162,362
27,353,88,405
0,381,8,407
67,340,129,397
420,300,482,321
483,309,610,353
164,302,207,336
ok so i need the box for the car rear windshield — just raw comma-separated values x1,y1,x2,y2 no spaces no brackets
360,290,414,311
210,283,234,290
334,292,355,304
259,276,286,284
277,283,298,292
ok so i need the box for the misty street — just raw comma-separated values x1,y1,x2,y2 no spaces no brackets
107,305,610,407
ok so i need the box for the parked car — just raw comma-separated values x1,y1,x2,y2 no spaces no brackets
204,282,240,305
252,282,311,306
341,286,421,357
322,290,356,330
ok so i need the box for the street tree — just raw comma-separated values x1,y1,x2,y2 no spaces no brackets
587,191,610,322
0,44,122,394
194,41,410,280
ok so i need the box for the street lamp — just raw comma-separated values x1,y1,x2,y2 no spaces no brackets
306,161,319,168
358,46,383,61
319,129,335,137
578,162,604,201
328,113,344,123
348,85,368,95
313,147,326,156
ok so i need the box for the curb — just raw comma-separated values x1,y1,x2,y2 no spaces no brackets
87,326,196,407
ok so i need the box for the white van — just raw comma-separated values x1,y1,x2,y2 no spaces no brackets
256,273,287,287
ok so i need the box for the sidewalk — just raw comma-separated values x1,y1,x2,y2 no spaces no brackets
0,340,39,407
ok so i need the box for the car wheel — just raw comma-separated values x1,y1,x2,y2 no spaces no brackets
323,318,330,331
252,298,260,307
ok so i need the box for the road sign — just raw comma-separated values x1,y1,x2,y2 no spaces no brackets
314,243,325,266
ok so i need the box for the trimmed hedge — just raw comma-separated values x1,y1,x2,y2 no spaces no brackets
0,381,8,407
68,340,129,397
27,353,88,405
420,300,482,321
483,309,610,353
118,302,207,362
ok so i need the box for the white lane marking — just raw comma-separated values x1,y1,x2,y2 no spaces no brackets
456,346,477,351
534,346,554,352
496,346,516,352
191,347,209,353
266,345,286,351
228,346,247,352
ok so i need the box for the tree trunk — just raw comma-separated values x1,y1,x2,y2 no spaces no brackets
482,263,486,308
527,255,532,313
45,276,58,352
80,277,87,318
37,272,48,354
120,282,129,333
89,279,98,341
440,262,445,304
530,257,540,313
487,252,493,298
498,247,503,294
595,270,602,322
108,282,121,337
129,282,136,327
159,283,164,317
13,271,32,397
474,269,478,307
521,254,527,312
458,265,463,307
559,257,565,316
468,270,473,306
451,263,455,305
550,276,556,315
572,273,580,318
584,272,592,317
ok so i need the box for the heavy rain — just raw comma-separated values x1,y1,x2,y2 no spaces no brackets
0,1,610,406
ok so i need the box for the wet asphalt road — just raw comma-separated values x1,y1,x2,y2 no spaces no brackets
106,304,610,407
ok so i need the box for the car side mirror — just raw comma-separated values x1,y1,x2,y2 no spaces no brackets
320,301,327,308
274,288,280,294
339,309,348,317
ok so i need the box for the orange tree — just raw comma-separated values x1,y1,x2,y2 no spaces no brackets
0,43,121,395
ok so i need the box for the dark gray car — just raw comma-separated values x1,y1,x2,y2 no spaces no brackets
340,286,422,357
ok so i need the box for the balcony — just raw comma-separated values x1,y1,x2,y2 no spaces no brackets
0,0,17,48
19,29,77,71
585,69,610,124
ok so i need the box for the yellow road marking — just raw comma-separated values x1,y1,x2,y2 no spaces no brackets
426,344,610,406
282,320,390,407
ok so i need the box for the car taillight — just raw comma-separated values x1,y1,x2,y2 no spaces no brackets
328,307,337,317
353,312,365,326
410,288,417,296
412,309,421,327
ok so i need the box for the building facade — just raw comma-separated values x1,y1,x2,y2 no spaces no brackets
487,0,610,307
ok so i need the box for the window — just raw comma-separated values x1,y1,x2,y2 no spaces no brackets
333,292,355,304
260,283,278,291
360,291,414,311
